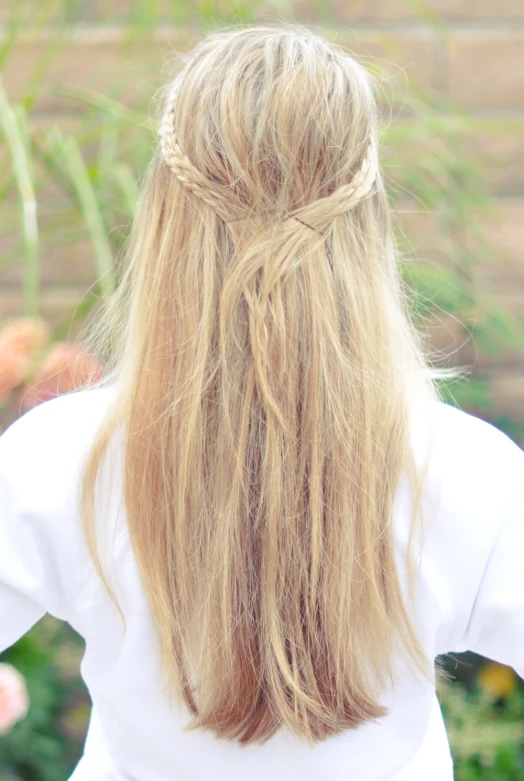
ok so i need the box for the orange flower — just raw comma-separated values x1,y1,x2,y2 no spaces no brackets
478,662,517,699
20,342,104,411
0,663,29,735
0,317,51,404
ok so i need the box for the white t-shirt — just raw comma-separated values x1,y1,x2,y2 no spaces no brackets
0,386,523,781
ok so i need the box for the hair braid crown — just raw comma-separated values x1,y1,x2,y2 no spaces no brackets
159,92,378,236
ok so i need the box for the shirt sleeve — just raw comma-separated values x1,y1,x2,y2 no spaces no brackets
462,473,524,678
0,407,69,653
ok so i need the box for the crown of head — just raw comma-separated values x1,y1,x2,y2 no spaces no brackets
159,91,378,237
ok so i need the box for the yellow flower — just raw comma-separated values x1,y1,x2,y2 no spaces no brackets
478,662,517,698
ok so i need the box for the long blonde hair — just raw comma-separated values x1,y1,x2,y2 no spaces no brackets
80,22,443,746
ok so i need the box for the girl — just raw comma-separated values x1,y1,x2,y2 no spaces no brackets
0,22,523,781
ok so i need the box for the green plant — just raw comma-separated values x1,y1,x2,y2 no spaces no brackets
0,78,39,316
0,619,87,781
438,676,524,781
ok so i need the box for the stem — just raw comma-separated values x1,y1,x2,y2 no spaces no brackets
0,77,40,316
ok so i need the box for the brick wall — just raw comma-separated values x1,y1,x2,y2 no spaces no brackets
0,1,523,420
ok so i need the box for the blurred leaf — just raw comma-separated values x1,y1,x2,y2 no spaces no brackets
0,7,22,73
55,87,150,128
439,678,524,777
0,79,40,315
112,162,139,219
437,376,492,414
471,303,524,358
45,127,115,298
0,620,85,781
402,262,472,315
51,285,102,342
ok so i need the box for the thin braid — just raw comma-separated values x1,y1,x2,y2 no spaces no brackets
159,92,248,223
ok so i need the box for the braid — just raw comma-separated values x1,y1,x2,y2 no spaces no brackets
159,91,248,223
159,93,377,235
288,144,378,234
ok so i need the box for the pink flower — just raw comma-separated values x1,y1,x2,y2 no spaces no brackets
0,663,29,735
0,317,51,404
20,342,104,411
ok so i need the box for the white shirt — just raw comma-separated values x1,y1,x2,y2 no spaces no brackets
0,386,523,781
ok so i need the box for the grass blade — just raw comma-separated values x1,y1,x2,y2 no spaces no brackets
47,127,115,298
0,77,40,315
113,162,139,219
55,86,150,129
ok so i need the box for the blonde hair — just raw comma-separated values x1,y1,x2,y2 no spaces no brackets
80,22,443,746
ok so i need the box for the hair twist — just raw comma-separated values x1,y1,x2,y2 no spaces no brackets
288,144,378,234
159,91,249,223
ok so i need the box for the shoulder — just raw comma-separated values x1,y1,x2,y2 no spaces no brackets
432,400,519,449
406,400,524,656
411,398,524,494
407,398,524,557
1,386,116,447
413,399,524,586
0,388,118,624
424,403,524,657
0,386,117,485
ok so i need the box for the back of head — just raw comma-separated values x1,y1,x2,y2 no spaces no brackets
81,21,438,746
159,24,378,235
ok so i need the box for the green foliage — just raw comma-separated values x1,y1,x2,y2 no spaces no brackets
0,0,522,377
438,376,492,416
0,620,87,781
438,678,524,781
46,126,116,298
0,78,39,315
383,99,524,364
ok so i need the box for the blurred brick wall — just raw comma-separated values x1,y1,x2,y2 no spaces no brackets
0,0,523,419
